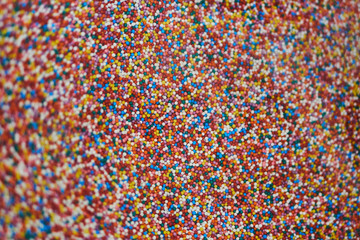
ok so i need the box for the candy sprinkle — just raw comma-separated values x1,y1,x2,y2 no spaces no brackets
1,0,360,239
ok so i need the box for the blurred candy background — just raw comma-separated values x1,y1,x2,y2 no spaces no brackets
0,0,360,239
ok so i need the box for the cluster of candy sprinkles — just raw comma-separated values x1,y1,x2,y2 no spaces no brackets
1,0,360,239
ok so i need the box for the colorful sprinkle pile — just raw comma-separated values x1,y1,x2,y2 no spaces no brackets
1,0,360,239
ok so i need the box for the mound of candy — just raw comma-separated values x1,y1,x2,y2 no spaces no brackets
0,0,359,239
